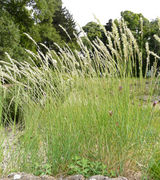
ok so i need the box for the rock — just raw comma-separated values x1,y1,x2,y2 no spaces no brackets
62,175,85,180
5,173,56,180
8,172,40,180
0,174,128,180
109,177,128,180
88,175,128,180
88,175,109,180
41,175,56,180
13,174,21,179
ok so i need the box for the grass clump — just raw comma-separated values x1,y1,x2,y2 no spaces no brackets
0,19,160,179
3,78,158,177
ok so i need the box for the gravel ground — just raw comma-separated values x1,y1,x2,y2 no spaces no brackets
0,127,22,174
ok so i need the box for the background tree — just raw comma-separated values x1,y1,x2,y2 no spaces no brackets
0,9,28,61
82,11,160,76
82,22,104,41
53,7,77,41
52,6,79,50
0,0,79,62
121,11,160,75
0,0,36,52
105,19,113,32
121,11,150,48
148,19,160,67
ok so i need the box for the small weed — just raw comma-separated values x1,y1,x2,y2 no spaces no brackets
68,156,115,178
32,163,52,176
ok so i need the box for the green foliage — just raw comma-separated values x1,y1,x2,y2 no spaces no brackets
53,7,77,41
68,156,112,178
27,0,62,23
121,11,150,37
148,19,160,67
120,11,160,75
0,0,36,53
147,152,160,179
0,11,27,61
52,6,79,50
32,163,52,176
105,19,113,32
83,22,104,41
1,87,24,126
5,77,159,176
0,0,78,62
1,16,160,177
82,11,160,76
121,10,150,54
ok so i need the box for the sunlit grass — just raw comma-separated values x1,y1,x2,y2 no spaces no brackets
0,78,160,178
0,19,160,178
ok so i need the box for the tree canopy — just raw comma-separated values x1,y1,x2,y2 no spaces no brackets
82,10,160,76
1,2,160,75
121,11,160,74
82,22,104,41
0,0,78,62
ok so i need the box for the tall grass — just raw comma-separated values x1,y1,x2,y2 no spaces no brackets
0,19,160,178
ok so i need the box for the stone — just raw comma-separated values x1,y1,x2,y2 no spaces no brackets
62,175,85,180
0,174,128,180
41,175,56,180
110,177,128,180
13,174,21,180
88,175,128,180
88,175,109,180
8,172,40,180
